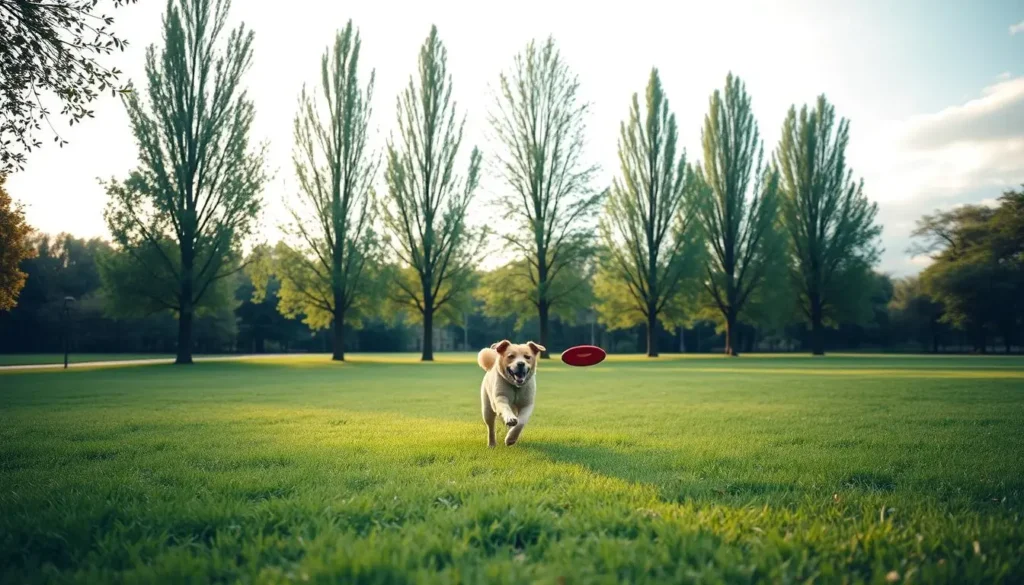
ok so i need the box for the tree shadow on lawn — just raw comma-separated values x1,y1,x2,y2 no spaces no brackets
526,440,807,507
527,437,1024,511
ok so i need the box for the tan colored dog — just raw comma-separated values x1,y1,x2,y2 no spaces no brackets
477,339,545,447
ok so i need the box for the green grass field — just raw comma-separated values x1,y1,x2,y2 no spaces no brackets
0,353,173,366
1,354,1022,584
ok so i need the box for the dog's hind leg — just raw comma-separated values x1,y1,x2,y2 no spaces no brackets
482,386,497,448
504,403,533,446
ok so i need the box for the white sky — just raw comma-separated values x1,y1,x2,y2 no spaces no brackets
8,0,1024,276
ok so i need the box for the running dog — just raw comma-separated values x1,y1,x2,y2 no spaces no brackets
476,340,545,447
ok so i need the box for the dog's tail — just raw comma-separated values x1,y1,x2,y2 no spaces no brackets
477,347,498,371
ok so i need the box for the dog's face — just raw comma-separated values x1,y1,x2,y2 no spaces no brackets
492,340,545,386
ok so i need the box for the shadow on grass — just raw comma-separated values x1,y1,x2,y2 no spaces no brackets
527,441,803,506
527,440,1018,507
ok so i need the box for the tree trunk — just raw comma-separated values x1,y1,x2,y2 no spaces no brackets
810,319,825,356
331,241,345,360
175,267,194,364
810,293,825,356
176,305,193,364
422,306,434,361
176,236,195,364
538,301,551,358
332,310,345,361
646,310,659,358
724,309,739,356
678,327,685,353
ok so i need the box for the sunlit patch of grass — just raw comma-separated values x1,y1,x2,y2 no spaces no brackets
0,355,1022,583
238,353,483,367
653,367,1024,379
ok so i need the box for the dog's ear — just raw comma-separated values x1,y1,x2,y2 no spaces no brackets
494,340,512,354
527,341,546,355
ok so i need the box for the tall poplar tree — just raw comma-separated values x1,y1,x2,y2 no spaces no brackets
488,37,601,357
275,21,379,361
775,95,880,355
596,68,699,357
381,26,481,361
102,0,265,364
693,74,781,356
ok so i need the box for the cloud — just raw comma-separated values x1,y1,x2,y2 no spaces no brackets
871,75,1024,204
900,76,1024,150
1011,20,1024,35
854,75,1024,275
902,75,1024,198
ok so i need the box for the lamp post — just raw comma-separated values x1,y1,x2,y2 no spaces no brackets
62,296,75,369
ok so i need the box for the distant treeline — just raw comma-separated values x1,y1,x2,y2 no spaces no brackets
1,226,1019,356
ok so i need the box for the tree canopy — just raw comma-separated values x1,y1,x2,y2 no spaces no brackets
101,0,265,364
693,73,781,356
0,173,36,310
913,187,1023,353
595,69,701,357
487,37,602,356
380,25,482,361
0,0,137,173
477,257,594,331
272,21,380,361
775,95,881,355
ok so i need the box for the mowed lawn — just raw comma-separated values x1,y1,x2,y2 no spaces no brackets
1,355,1022,584
0,354,173,366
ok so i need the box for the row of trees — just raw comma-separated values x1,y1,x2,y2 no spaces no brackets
3,227,1018,356
100,0,878,364
0,231,604,355
593,73,880,357
2,0,1019,363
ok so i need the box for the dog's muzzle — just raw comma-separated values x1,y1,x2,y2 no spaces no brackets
507,363,529,386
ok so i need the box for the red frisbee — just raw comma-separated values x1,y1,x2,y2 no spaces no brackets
560,345,607,367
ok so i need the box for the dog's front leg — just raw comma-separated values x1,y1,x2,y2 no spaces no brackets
492,395,518,428
504,403,533,446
